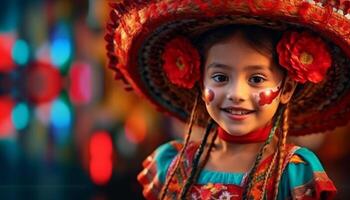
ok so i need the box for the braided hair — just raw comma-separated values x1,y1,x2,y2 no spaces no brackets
241,107,284,199
159,93,200,200
179,119,215,199
192,126,218,189
273,105,290,199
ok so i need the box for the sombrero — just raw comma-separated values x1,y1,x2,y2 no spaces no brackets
105,0,350,136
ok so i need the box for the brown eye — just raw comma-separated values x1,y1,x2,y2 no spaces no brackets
249,75,266,84
212,74,228,83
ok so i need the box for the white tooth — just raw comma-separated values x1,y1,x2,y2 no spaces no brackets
333,7,337,12
230,110,248,115
306,0,315,4
337,9,344,15
316,2,323,7
345,14,350,19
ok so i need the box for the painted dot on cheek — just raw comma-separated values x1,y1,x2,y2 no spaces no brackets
204,89,214,103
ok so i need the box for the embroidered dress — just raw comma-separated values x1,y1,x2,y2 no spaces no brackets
137,140,336,200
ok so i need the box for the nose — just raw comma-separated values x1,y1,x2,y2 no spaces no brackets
226,79,248,103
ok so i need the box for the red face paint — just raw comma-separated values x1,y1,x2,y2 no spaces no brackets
204,88,214,103
257,86,281,106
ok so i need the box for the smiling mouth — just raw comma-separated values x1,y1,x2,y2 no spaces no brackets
221,108,255,115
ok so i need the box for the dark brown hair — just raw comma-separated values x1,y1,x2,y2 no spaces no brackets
195,24,284,69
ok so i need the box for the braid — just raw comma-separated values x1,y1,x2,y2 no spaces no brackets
192,126,218,189
180,119,215,199
242,108,284,200
259,147,278,200
273,105,289,200
159,93,200,200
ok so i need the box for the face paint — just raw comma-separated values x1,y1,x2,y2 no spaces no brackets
204,88,215,104
252,82,282,106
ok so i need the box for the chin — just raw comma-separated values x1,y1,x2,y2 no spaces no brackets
222,126,250,136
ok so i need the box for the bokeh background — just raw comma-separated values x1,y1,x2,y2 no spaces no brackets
0,1,350,199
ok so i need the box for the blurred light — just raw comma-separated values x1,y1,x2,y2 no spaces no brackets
50,98,72,145
36,42,52,64
90,131,113,157
89,131,113,185
0,97,15,137
0,33,16,72
26,62,62,104
12,39,29,65
35,102,52,126
69,62,92,105
50,23,72,68
124,112,147,144
11,102,30,130
50,98,71,129
90,160,113,185
52,125,71,146
51,38,71,67
116,129,137,158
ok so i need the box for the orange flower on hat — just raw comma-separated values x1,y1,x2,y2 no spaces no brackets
277,31,332,83
162,37,200,89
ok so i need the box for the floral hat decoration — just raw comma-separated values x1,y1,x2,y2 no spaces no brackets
106,0,350,136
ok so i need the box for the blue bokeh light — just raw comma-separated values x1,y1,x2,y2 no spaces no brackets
50,23,72,68
51,38,71,67
50,99,71,129
12,39,30,65
11,102,30,130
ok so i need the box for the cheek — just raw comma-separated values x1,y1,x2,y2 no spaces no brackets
204,88,215,104
253,86,281,107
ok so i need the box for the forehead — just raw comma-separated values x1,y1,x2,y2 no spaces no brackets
204,33,276,73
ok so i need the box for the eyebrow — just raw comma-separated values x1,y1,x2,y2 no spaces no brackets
244,65,273,72
206,62,273,72
206,62,231,69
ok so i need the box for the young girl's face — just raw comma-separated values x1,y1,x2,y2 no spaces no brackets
202,32,285,136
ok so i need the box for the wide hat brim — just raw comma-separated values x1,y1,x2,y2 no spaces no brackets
106,0,350,136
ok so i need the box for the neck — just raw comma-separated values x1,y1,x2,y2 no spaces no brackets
217,122,273,144
214,139,263,154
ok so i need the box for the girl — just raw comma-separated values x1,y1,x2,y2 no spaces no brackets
106,0,349,199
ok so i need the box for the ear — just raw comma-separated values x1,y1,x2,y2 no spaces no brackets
280,76,298,104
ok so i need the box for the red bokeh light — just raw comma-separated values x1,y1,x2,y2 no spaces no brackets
89,160,113,185
0,34,15,73
25,62,62,104
89,131,114,185
0,97,15,137
69,62,92,105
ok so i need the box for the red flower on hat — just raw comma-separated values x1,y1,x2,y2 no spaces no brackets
162,37,200,89
277,31,332,83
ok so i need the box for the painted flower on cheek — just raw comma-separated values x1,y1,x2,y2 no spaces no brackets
162,37,200,89
277,31,332,83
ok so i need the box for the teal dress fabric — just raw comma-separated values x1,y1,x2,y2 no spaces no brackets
138,141,337,200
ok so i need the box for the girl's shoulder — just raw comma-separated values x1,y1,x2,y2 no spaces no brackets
279,144,337,200
137,140,197,200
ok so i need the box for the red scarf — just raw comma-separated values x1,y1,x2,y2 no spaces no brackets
217,123,273,144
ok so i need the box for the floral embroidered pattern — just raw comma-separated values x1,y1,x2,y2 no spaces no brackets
277,31,332,83
162,37,200,89
192,183,240,200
